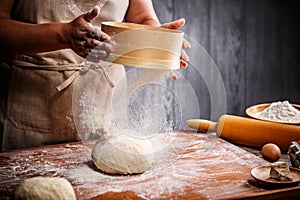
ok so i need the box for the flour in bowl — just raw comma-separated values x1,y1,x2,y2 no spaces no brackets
254,101,300,123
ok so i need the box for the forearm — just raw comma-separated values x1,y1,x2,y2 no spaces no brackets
125,0,160,27
138,18,160,26
0,19,67,55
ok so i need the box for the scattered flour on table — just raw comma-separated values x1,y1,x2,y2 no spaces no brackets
254,100,300,123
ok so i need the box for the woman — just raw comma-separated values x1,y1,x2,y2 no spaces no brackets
0,0,190,151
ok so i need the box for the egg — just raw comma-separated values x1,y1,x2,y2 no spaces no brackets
261,143,281,162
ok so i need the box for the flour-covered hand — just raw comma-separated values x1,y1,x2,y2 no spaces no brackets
60,6,113,61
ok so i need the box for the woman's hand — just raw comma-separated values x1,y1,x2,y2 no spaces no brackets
160,18,191,68
61,6,113,61
0,3,113,57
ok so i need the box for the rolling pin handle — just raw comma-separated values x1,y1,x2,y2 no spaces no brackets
186,119,217,133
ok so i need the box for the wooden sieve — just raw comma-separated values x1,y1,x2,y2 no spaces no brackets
101,22,184,70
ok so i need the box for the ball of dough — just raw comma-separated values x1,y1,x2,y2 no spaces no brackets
13,177,76,200
91,134,153,175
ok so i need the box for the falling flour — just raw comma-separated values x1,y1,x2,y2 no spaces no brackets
254,100,300,123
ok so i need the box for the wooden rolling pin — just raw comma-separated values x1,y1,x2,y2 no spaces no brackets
186,115,300,153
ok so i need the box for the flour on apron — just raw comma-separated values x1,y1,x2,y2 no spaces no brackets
0,0,129,151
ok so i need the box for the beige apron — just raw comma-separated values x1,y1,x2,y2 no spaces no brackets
0,0,129,151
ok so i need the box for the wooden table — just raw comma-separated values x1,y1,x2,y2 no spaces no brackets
0,131,299,200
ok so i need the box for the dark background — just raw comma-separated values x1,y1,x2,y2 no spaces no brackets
152,0,300,119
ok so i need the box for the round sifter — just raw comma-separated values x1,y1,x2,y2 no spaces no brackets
101,22,184,70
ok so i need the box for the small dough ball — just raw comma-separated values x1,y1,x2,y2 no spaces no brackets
92,134,153,175
13,177,76,200
261,143,281,162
